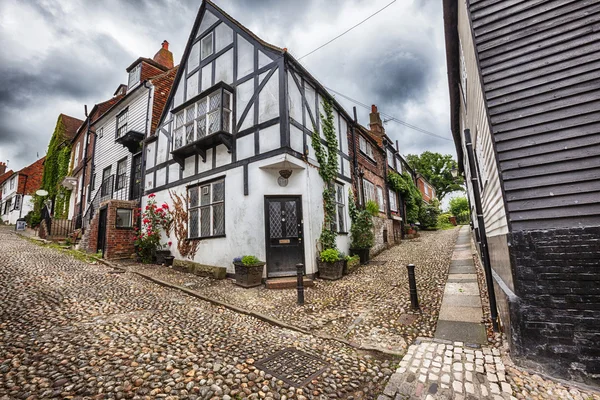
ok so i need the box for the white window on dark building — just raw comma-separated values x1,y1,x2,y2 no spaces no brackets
116,109,128,138
387,149,395,169
201,32,214,60
389,189,398,212
362,179,376,205
128,63,141,88
187,179,225,238
359,136,374,160
376,186,385,212
74,142,81,167
116,208,133,228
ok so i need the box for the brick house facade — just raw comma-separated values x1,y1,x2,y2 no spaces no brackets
416,174,436,204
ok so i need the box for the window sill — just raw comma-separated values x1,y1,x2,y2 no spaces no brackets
186,234,226,241
337,231,348,235
115,226,134,230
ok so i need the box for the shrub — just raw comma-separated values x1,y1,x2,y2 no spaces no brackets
350,209,375,248
457,210,470,224
438,213,452,225
240,255,262,266
319,248,341,263
449,196,469,217
419,203,441,230
365,200,379,216
387,171,422,224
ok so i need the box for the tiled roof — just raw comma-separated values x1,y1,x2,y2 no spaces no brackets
17,157,45,195
126,57,169,73
149,66,179,136
60,114,84,141
0,170,14,186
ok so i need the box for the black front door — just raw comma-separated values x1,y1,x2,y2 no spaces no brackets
265,196,304,277
130,153,142,200
97,207,108,257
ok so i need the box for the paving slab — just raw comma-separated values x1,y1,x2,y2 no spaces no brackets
444,282,481,296
439,305,484,323
448,264,476,274
434,320,487,344
441,294,482,308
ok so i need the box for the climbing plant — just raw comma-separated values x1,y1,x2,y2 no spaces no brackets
311,98,339,251
40,116,73,218
387,170,423,224
169,190,200,259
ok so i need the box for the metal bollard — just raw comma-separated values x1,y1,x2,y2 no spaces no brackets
296,263,305,305
407,264,419,309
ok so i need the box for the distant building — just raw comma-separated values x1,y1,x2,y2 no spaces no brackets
444,0,600,386
0,157,45,225
415,174,436,204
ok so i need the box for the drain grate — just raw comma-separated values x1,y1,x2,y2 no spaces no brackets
254,348,330,387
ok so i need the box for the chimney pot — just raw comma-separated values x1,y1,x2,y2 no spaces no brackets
371,104,378,113
162,40,169,50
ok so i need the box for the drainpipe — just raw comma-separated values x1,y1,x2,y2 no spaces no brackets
78,106,91,227
464,128,499,332
351,107,359,201
138,80,152,202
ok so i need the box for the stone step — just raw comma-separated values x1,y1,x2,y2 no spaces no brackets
265,277,314,289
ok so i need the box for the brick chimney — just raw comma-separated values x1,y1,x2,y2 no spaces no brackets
0,162,6,175
369,104,385,136
153,40,174,69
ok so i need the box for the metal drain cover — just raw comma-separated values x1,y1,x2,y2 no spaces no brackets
254,348,330,386
398,313,418,325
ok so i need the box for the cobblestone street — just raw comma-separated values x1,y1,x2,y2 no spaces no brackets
0,227,397,399
120,229,460,354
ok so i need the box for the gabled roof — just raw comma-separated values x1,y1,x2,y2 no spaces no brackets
60,114,84,141
16,157,46,195
149,66,179,136
70,94,126,144
0,170,14,186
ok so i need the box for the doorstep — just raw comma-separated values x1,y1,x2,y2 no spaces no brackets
265,277,314,289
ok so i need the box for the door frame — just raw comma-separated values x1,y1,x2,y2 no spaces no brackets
129,152,142,200
97,205,108,257
264,195,305,278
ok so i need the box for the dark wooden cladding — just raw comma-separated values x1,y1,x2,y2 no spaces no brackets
470,0,600,230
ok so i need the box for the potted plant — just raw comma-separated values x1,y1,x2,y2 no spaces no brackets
345,254,360,274
233,255,265,288
317,248,344,280
349,209,375,264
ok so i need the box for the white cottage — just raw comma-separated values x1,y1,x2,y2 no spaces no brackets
145,0,355,278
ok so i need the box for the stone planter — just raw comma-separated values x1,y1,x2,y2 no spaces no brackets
317,259,344,280
233,262,265,288
164,255,175,267
155,250,171,265
350,248,370,265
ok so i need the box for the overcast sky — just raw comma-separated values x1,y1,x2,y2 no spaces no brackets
0,0,453,172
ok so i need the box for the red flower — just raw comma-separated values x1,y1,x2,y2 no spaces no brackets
149,193,156,198
143,218,150,224
162,204,169,209
168,241,172,246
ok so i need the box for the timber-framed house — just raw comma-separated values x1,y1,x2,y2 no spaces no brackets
145,0,357,278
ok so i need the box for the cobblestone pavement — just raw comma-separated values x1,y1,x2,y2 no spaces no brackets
120,229,460,354
0,227,398,399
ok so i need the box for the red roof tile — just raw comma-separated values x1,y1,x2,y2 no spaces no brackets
60,114,84,141
149,66,179,136
17,157,45,195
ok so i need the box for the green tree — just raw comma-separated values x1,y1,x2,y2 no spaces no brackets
406,151,464,201
449,196,469,216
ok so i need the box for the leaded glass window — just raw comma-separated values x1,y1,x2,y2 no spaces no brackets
174,112,184,149
332,183,346,233
187,179,225,238
116,109,128,138
201,32,213,60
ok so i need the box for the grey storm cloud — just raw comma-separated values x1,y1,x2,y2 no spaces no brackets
0,0,454,171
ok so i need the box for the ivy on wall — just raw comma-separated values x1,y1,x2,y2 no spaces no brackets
311,99,339,251
388,170,422,224
38,116,73,219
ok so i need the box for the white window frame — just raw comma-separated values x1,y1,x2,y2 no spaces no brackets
128,63,141,89
98,127,103,139
187,179,225,238
376,186,385,212
387,149,395,169
116,158,128,190
116,109,128,139
9,177,15,190
332,182,346,233
201,32,214,60
74,142,81,167
363,179,376,205
389,189,398,212
359,136,374,160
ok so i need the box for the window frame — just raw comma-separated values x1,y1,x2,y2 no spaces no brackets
98,127,103,139
128,63,141,89
101,166,112,197
187,178,225,239
74,142,81,167
201,31,214,60
362,178,376,205
389,189,398,212
358,135,375,161
376,186,385,212
332,182,347,234
116,157,128,190
9,177,15,190
115,208,133,229
116,108,129,139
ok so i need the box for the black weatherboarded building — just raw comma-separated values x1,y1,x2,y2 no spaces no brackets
444,0,600,387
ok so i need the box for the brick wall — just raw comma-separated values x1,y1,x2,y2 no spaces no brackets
82,199,137,260
417,178,435,204
509,226,600,386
